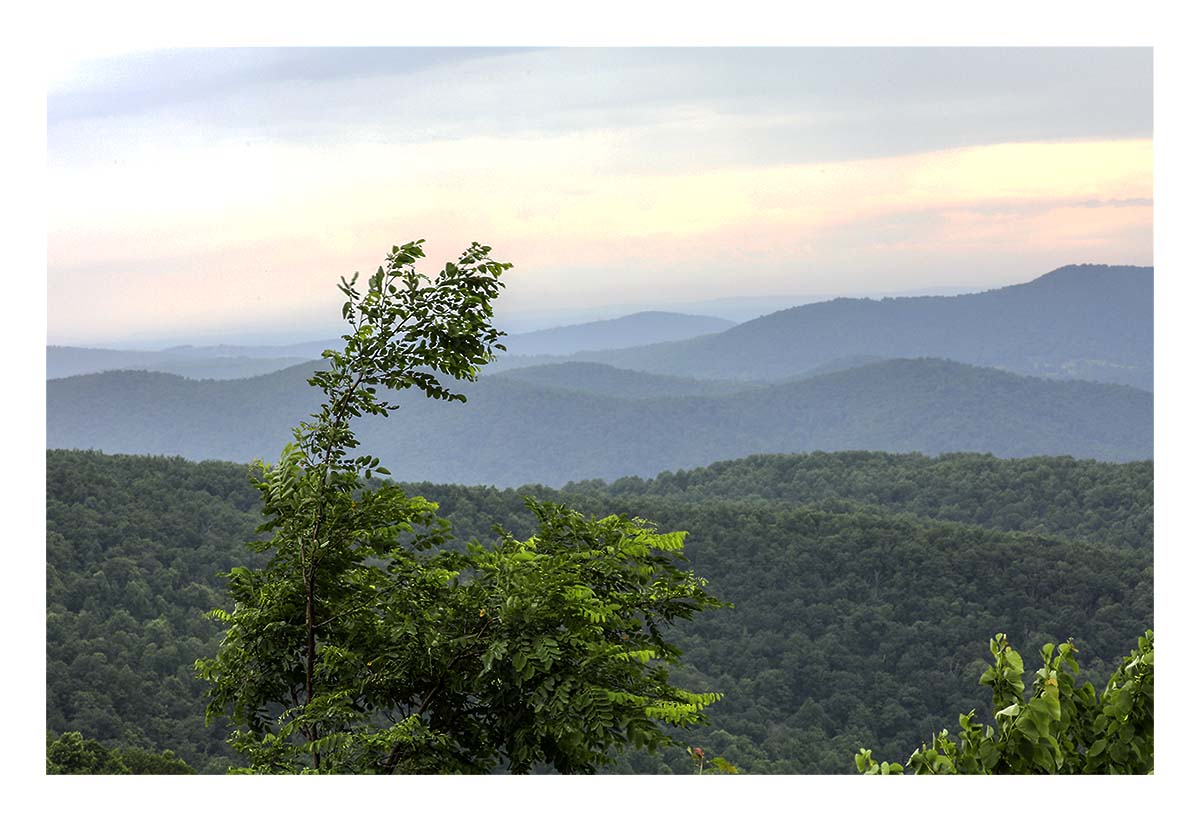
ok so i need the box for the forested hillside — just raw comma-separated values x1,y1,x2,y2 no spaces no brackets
46,450,1152,774
46,451,264,773
571,265,1153,389
560,452,1153,551
47,358,1152,486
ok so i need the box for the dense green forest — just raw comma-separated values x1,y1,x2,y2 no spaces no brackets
46,451,264,773
558,451,1153,551
46,730,196,774
46,449,1152,773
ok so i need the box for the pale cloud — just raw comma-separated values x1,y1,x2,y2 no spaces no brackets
47,48,1153,344
50,47,1152,164
48,132,1151,341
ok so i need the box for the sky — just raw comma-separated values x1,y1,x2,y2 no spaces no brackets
46,47,1153,346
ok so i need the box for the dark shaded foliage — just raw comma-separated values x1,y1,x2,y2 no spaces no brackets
48,449,1151,773
47,730,196,774
561,451,1153,551
46,450,264,772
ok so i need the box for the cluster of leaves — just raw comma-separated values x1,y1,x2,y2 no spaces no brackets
199,497,724,774
458,503,725,773
194,242,724,774
856,629,1153,774
47,731,195,774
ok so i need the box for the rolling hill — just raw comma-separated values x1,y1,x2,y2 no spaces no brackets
559,451,1153,550
491,361,755,399
47,357,1152,487
48,311,736,380
565,265,1153,389
498,310,736,356
47,344,324,380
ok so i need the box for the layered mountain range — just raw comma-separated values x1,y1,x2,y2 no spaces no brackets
48,310,736,379
46,264,1153,485
535,264,1153,389
47,356,1149,486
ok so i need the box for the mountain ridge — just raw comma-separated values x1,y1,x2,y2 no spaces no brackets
498,310,736,356
562,264,1153,389
47,310,736,379
47,356,1152,487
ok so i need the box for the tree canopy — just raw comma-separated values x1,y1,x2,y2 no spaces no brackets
47,447,1151,774
46,731,195,775
194,241,724,773
856,630,1153,774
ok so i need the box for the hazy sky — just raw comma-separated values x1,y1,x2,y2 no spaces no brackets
47,47,1153,346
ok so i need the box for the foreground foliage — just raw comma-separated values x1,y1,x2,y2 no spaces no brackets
856,630,1153,774
200,497,723,774
194,242,723,773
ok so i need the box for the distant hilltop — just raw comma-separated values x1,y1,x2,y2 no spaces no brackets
571,264,1152,390
48,356,1151,487
47,264,1152,394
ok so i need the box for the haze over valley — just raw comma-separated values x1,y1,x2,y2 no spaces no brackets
48,263,1153,486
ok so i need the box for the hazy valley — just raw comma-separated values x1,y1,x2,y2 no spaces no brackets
48,264,1153,485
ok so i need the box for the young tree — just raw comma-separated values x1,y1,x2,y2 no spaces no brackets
855,629,1153,775
46,731,130,774
196,241,724,773
46,731,197,774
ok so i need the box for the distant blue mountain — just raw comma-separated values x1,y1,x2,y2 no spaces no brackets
47,311,734,379
498,311,735,356
46,344,329,380
493,362,755,399
47,357,1151,487
568,265,1153,390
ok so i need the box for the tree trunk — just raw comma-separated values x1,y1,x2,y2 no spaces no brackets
305,571,320,771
